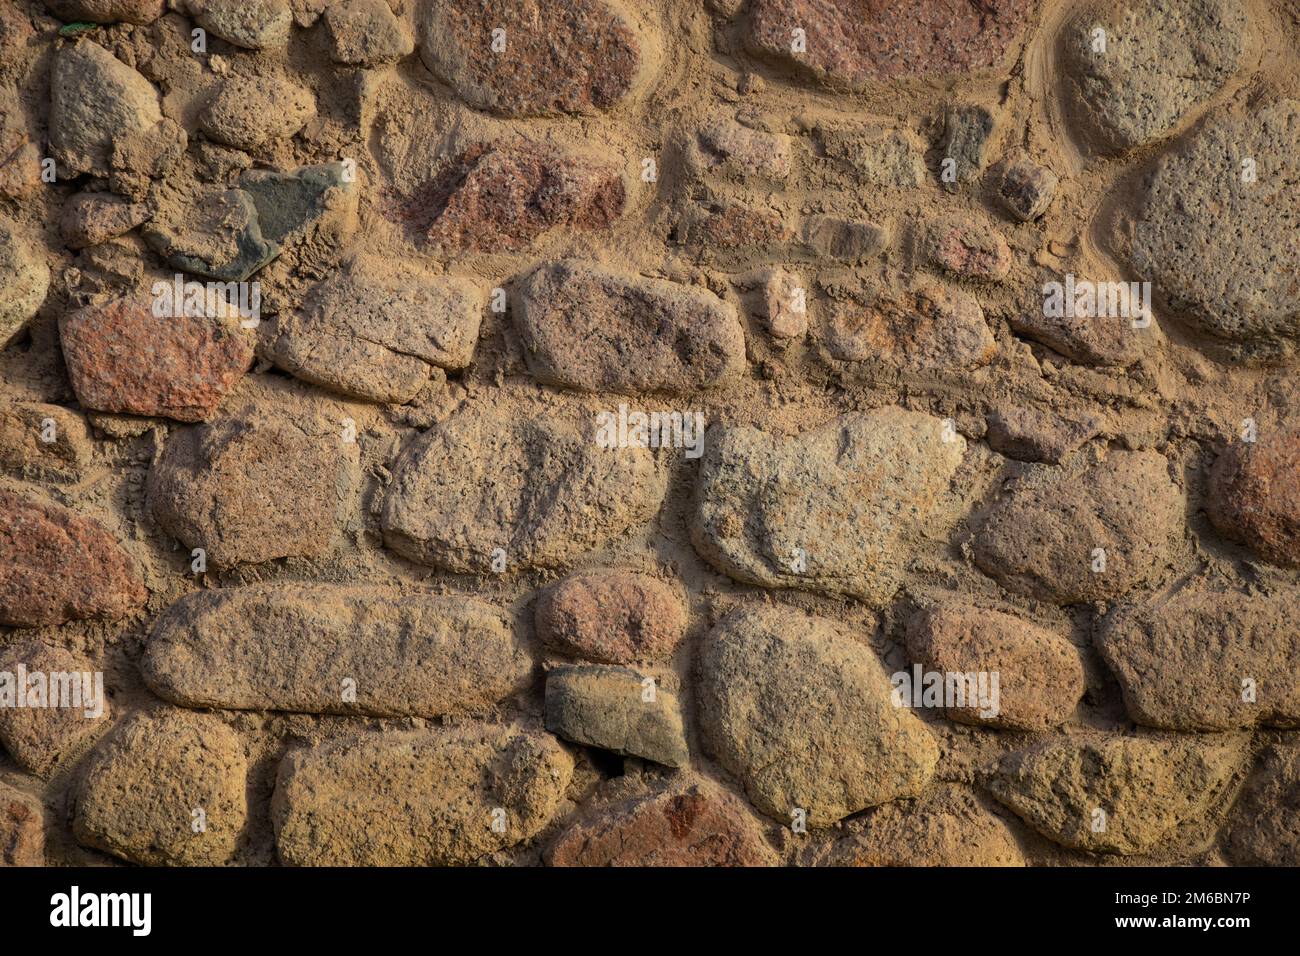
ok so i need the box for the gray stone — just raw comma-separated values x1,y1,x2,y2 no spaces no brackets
545,665,688,767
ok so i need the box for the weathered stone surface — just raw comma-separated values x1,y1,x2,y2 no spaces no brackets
0,783,43,867
0,224,50,347
267,259,482,403
273,723,573,865
110,118,186,202
823,784,1025,867
74,709,248,866
697,604,938,827
1223,742,1300,866
1010,273,1151,367
144,584,531,716
145,397,359,566
674,200,790,256
927,217,1011,280
547,775,777,866
939,104,993,190
239,161,358,249
544,665,688,767
192,0,292,49
198,75,315,150
0,143,42,201
973,451,1184,604
1064,0,1245,152
49,41,162,177
995,152,1058,222
688,117,792,182
801,216,886,263
142,186,278,281
756,267,807,339
43,0,164,24
382,401,666,573
0,642,110,777
323,0,413,65
745,0,1034,86
536,569,687,664
906,602,1084,731
988,734,1247,854
0,490,146,627
1130,100,1300,360
1097,580,1300,730
60,293,255,421
60,193,149,250
693,409,966,604
516,260,745,395
813,124,923,186
0,402,92,483
1207,426,1300,566
412,143,625,253
986,406,1101,464
417,0,652,116
824,283,995,371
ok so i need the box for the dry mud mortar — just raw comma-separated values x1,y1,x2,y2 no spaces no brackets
1,0,1299,867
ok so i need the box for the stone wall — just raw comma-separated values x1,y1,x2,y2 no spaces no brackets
1,0,1298,867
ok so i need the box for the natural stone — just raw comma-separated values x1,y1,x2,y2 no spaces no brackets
939,104,993,191
546,776,777,866
694,408,965,604
995,152,1058,222
0,489,146,627
1009,272,1152,366
110,118,187,201
927,217,1011,280
238,161,358,249
198,74,315,150
985,406,1102,464
544,665,688,767
1206,425,1300,566
756,266,807,339
0,402,93,483
906,602,1084,731
988,734,1247,854
144,583,532,716
0,224,50,347
824,283,995,371
323,0,413,65
43,0,164,24
0,642,110,776
801,216,886,263
417,0,652,116
1130,100,1300,361
192,0,293,49
0,784,43,867
745,0,1034,86
273,723,573,865
60,292,255,421
689,116,792,182
266,258,483,403
536,569,687,664
823,784,1025,866
142,186,278,281
1097,579,1300,730
973,450,1184,604
49,41,162,177
1223,742,1300,866
674,200,790,256
406,143,623,253
381,400,666,573
813,124,922,186
516,260,744,395
1063,0,1245,152
697,603,938,826
144,396,360,566
74,709,248,866
60,193,149,250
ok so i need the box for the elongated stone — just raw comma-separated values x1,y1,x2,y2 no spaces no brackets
143,584,532,717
